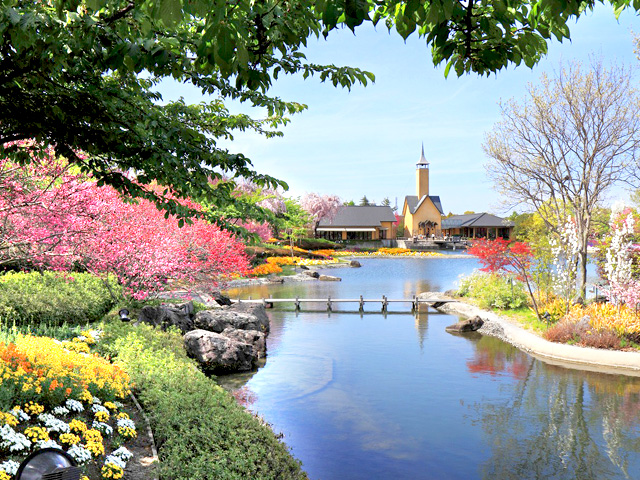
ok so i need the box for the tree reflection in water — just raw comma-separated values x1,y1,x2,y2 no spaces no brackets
468,336,640,480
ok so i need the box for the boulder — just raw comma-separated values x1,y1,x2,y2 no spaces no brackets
228,302,270,332
221,327,266,358
318,274,341,281
303,270,320,279
184,330,257,373
212,291,232,306
350,260,361,268
299,265,310,270
445,316,484,333
137,301,195,333
194,303,270,334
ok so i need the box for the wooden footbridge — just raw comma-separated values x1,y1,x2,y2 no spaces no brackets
232,295,453,313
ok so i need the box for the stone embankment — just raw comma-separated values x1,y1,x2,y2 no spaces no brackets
137,300,269,374
418,292,640,377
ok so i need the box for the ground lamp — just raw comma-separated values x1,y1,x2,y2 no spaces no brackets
118,308,131,322
15,448,81,480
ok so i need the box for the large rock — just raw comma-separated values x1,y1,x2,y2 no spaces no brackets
137,301,195,333
228,303,270,332
193,303,270,334
445,316,484,333
184,329,257,373
303,270,320,279
350,260,361,268
212,291,232,306
318,274,341,281
221,327,266,358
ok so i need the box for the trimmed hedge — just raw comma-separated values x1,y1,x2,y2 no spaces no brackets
98,320,307,480
0,271,120,327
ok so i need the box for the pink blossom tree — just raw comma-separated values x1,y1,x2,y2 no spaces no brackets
0,150,251,299
300,193,342,237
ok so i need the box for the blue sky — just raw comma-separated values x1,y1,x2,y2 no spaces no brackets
160,5,640,215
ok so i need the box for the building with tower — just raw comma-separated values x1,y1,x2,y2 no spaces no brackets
401,146,444,238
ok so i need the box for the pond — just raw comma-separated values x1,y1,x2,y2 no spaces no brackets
221,257,640,480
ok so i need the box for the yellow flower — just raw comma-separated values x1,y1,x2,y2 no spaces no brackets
79,390,93,403
0,412,18,427
83,429,103,443
25,426,49,442
24,401,44,415
86,439,105,457
101,462,124,480
0,471,11,480
59,433,81,446
94,410,110,422
116,412,129,420
117,426,137,440
69,419,88,434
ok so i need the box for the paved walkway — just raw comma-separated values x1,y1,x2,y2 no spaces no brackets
419,292,640,377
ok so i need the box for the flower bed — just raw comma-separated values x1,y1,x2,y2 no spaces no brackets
0,330,137,480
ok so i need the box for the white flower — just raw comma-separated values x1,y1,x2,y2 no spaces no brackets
92,421,113,436
38,413,70,434
65,399,84,413
114,401,124,409
9,407,30,422
92,397,102,405
0,424,32,452
104,455,126,469
0,460,20,476
37,439,62,450
67,444,92,464
53,406,70,416
111,446,133,462
116,418,136,430
91,404,108,414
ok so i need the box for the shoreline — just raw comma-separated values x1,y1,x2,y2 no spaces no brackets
420,292,640,377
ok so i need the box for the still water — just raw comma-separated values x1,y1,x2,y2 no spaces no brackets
222,258,640,480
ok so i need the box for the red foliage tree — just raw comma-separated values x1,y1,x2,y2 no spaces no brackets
468,238,542,319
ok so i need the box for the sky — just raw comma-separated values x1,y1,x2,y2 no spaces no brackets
159,5,640,216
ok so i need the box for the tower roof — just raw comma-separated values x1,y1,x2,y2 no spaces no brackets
417,143,429,167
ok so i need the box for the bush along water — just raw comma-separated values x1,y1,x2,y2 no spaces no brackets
457,271,529,310
0,329,139,480
98,319,307,480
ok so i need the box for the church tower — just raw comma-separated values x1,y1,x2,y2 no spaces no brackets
416,144,429,198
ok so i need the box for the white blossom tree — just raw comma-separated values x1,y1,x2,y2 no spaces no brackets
300,193,342,237
484,59,640,298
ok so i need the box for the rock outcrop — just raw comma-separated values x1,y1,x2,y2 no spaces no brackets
137,301,195,334
318,274,341,281
183,330,257,373
445,316,484,333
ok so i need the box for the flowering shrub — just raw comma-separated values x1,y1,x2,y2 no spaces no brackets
265,256,297,266
250,263,283,276
0,331,137,479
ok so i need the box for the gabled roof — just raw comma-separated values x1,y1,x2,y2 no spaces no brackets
404,195,444,215
441,212,515,229
317,205,397,227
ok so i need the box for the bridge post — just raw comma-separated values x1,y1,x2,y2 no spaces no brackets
327,295,332,312
295,296,300,311
382,295,388,313
359,295,364,312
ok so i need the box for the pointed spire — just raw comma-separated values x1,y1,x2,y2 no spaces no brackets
417,143,429,167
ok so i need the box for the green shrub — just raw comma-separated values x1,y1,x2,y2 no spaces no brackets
0,270,121,327
457,271,529,310
98,320,307,480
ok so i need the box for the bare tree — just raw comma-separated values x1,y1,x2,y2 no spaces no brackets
484,59,640,299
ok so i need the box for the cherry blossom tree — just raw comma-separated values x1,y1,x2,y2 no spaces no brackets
300,193,341,237
0,151,250,299
605,203,640,309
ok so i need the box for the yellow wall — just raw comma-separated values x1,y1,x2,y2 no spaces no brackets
402,198,441,237
416,167,429,198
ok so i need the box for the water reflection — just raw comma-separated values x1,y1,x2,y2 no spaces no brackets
218,257,640,480
472,344,640,479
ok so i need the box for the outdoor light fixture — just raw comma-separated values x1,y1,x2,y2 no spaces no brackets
15,448,81,480
118,308,131,322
